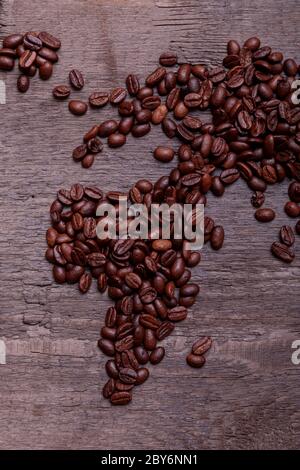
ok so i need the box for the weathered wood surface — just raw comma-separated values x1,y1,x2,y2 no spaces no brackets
0,0,300,450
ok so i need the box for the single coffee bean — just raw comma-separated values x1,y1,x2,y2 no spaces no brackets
154,146,175,163
135,368,149,385
69,69,84,90
126,74,140,95
107,133,126,148
192,336,212,355
159,51,177,66
255,208,275,223
98,120,119,137
39,61,53,80
19,50,36,69
146,67,166,87
295,220,300,236
68,100,88,116
131,123,151,138
210,225,224,250
89,92,109,108
280,225,295,247
38,47,58,63
17,74,30,93
271,242,295,264
284,201,300,218
79,272,92,293
23,33,42,51
3,33,24,49
288,181,300,203
110,391,132,405
110,87,127,104
149,347,165,365
38,32,61,50
186,353,206,368
53,85,71,99
251,191,265,208
168,306,188,321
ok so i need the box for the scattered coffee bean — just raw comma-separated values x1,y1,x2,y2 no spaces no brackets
69,69,84,90
68,100,88,116
254,208,275,223
53,85,71,100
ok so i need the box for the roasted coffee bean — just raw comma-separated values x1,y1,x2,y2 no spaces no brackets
89,92,109,107
220,169,240,185
186,353,206,368
288,182,300,203
107,133,126,148
271,242,295,263
19,50,36,69
119,368,137,385
79,272,92,293
110,87,127,104
168,306,187,322
103,378,115,398
210,226,224,250
3,34,24,49
98,120,119,137
38,47,58,63
23,33,42,51
251,191,265,208
69,69,84,90
255,208,275,223
280,225,295,247
159,51,177,66
110,391,132,405
284,201,300,218
142,95,161,110
38,32,61,50
68,100,88,116
156,321,174,340
135,368,149,385
192,336,212,355
126,74,140,95
295,220,300,236
17,74,30,93
39,61,53,80
53,85,70,99
146,67,166,87
154,146,175,163
149,347,165,365
131,123,151,138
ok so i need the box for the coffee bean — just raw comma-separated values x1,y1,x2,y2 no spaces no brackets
159,52,177,66
288,182,300,203
110,391,132,405
295,221,300,236
168,306,187,322
210,226,224,250
3,34,24,49
271,242,295,263
68,100,88,116
69,69,84,90
251,191,265,208
38,32,61,50
19,50,36,69
192,336,212,355
53,85,70,99
23,33,42,51
135,368,149,385
107,133,126,148
149,347,165,364
79,272,92,293
110,87,127,104
126,74,140,95
255,208,275,223
39,61,53,80
280,225,295,247
38,47,58,63
154,146,175,163
89,92,109,108
146,67,166,87
186,353,206,368
284,201,300,218
131,123,151,138
17,75,30,92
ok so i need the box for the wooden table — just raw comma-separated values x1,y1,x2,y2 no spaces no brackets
0,0,299,450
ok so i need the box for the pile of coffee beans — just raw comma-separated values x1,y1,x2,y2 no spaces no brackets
69,37,299,266
44,36,300,404
186,336,212,368
0,32,61,92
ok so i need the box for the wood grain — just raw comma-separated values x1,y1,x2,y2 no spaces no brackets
0,0,300,450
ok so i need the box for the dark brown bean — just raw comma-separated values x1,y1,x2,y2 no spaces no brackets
68,100,88,116
69,69,84,90
255,208,275,223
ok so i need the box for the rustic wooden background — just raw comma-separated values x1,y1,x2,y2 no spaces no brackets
0,0,299,450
